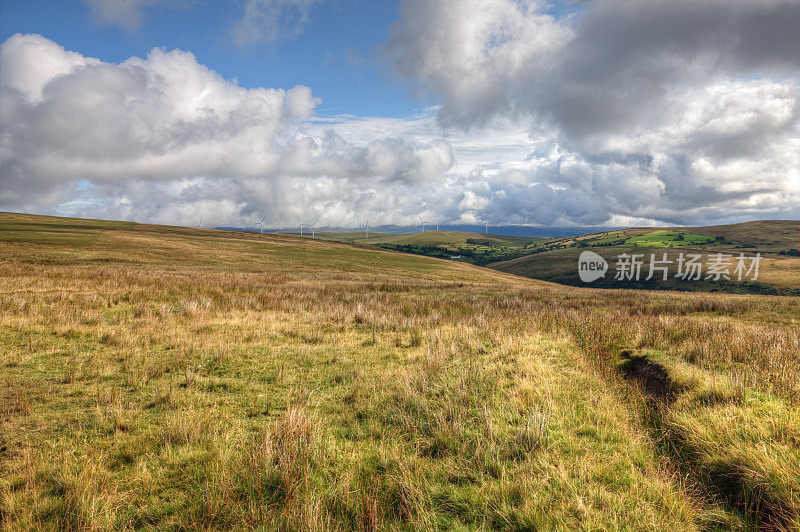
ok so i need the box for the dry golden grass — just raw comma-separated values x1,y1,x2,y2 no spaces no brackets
1,212,799,530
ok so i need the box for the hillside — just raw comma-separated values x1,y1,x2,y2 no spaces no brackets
316,229,545,247
384,230,542,248
686,220,799,251
314,231,399,244
315,229,548,266
1,212,799,530
490,221,800,295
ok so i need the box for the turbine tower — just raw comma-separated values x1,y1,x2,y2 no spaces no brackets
254,216,265,234
195,217,204,229
298,212,321,237
435,220,440,231
360,221,370,242
483,217,490,235
419,216,429,233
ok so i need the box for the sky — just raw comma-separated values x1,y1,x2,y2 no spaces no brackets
1,0,798,230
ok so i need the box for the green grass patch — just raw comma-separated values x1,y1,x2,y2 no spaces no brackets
627,230,715,247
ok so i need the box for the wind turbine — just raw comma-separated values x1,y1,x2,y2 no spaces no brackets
483,217,490,235
298,217,305,236
195,217,204,229
360,221,370,242
309,219,318,238
254,216,265,234
435,220,440,231
419,216,429,233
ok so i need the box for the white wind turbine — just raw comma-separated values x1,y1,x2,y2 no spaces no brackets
298,217,306,236
254,216,265,234
435,220,440,231
419,216,429,233
483,217,491,235
309,219,318,238
360,220,370,242
195,216,204,229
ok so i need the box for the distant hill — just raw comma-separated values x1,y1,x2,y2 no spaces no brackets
683,220,799,252
314,230,548,264
317,222,800,287
224,225,625,239
383,230,544,248
368,231,549,265
489,220,799,295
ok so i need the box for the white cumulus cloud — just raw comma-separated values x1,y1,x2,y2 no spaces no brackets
0,34,456,227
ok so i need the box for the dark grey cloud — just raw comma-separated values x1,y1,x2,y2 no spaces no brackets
384,0,800,226
533,0,800,140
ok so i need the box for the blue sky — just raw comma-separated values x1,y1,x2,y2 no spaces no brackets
0,0,418,117
0,0,797,229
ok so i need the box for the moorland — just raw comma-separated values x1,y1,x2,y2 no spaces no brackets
1,212,799,530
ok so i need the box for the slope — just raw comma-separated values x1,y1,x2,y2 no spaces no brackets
490,221,800,294
1,212,798,530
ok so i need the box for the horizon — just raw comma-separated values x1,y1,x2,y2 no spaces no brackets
3,209,797,241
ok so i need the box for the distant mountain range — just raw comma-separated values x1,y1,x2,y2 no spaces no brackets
214,224,626,239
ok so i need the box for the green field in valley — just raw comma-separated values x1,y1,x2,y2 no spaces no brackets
627,230,714,247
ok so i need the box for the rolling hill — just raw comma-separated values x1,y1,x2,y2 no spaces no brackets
685,220,800,251
1,212,799,530
383,230,543,248
316,229,545,248
519,220,799,254
489,220,799,295
315,229,549,266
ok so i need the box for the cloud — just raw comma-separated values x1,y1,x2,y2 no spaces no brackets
0,32,98,102
384,0,800,225
3,0,799,232
231,0,321,49
83,0,158,32
0,34,454,227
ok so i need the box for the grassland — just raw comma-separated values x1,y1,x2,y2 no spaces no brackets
685,221,800,253
517,221,798,255
491,221,800,295
1,212,799,530
627,231,714,247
